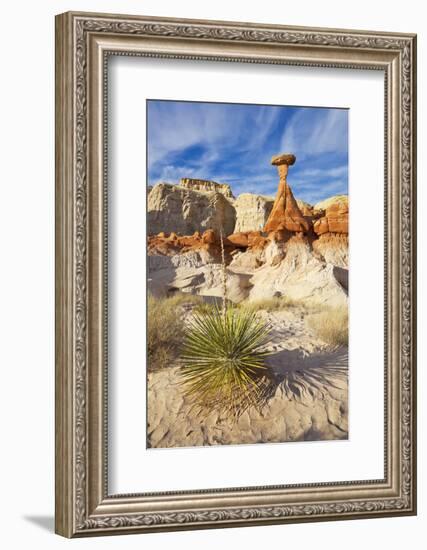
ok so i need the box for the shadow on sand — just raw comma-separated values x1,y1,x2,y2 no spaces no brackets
184,346,348,420
261,346,348,402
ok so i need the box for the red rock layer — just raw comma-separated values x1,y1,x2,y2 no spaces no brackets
227,231,268,251
148,229,239,258
264,156,310,234
313,202,348,235
148,229,271,259
264,180,310,233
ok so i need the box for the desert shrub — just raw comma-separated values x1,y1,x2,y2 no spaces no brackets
238,296,306,313
179,304,272,416
162,292,203,308
192,302,215,315
192,298,223,316
147,294,187,371
307,305,348,347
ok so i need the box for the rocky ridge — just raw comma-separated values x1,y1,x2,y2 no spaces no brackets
313,197,349,235
148,155,348,307
147,182,236,236
179,177,234,198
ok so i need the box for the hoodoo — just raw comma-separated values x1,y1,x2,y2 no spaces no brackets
264,153,310,234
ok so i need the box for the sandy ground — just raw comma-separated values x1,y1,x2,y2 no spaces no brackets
147,307,348,448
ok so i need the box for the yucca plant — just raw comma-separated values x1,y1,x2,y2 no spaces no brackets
179,230,272,417
179,304,272,416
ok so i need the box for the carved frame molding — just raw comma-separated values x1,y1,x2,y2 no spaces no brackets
55,11,416,537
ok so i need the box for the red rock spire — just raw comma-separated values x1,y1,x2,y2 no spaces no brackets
264,154,309,233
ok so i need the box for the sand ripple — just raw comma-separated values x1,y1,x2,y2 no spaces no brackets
147,309,348,448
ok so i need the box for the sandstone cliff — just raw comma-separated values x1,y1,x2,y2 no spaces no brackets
179,178,234,199
148,183,236,236
313,196,349,235
147,155,349,306
313,233,348,269
147,232,348,307
296,199,314,217
233,193,274,233
314,195,348,213
248,235,347,307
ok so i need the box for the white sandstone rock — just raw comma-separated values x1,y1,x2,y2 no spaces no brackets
148,182,236,236
233,193,273,233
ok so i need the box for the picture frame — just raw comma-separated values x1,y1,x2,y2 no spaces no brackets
55,11,417,537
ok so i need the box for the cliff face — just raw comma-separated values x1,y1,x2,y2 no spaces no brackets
148,183,236,236
148,182,276,236
296,199,315,217
313,197,349,235
147,157,349,305
314,195,348,212
233,193,273,233
313,233,348,268
248,235,347,307
179,178,234,199
147,179,349,239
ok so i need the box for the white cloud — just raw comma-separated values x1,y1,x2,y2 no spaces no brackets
147,102,349,202
147,101,281,171
147,102,219,167
155,164,200,183
291,176,347,198
294,164,348,179
280,109,348,157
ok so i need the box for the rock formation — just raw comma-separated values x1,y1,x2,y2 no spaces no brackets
227,230,267,249
147,154,349,307
226,232,250,248
313,198,348,235
233,193,274,233
179,178,234,199
148,182,236,236
313,234,348,268
314,195,348,213
296,199,314,217
148,229,226,262
147,249,252,303
249,235,347,307
264,154,310,234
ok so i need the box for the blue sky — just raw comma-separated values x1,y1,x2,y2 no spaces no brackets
147,100,348,205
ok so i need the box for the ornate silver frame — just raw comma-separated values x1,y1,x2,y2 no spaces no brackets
55,11,417,537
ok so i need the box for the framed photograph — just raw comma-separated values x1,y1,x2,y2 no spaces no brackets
55,11,417,537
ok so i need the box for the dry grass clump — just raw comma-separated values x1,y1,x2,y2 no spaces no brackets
238,296,306,313
192,296,307,317
193,302,216,316
192,299,222,316
307,305,348,347
162,292,203,308
147,294,191,371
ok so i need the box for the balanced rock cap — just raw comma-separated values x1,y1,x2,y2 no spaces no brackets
271,153,296,166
